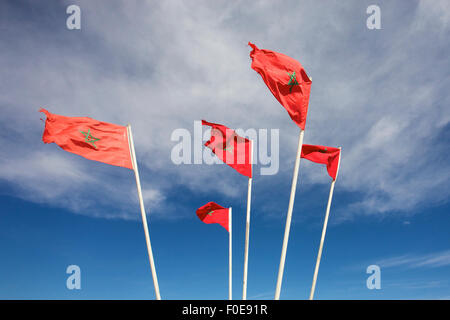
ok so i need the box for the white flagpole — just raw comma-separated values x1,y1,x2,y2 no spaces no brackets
275,129,305,300
229,207,232,300
127,125,161,300
242,140,253,300
309,147,341,300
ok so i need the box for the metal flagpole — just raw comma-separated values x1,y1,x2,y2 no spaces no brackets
275,129,305,300
127,125,161,300
242,140,253,300
309,147,341,300
229,207,232,300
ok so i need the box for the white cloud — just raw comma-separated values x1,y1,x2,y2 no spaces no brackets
0,1,448,220
377,250,450,269
141,188,165,210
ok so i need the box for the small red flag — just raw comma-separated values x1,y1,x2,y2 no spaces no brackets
40,108,133,170
202,120,252,178
301,144,341,180
248,42,312,130
196,202,230,232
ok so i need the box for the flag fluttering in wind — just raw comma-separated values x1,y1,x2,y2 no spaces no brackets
250,42,313,300
301,144,341,180
248,42,312,130
40,108,133,169
39,108,162,299
202,120,252,178
303,145,342,300
196,201,230,232
202,119,253,299
196,201,233,299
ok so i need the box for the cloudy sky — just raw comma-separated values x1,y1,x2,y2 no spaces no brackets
0,0,449,299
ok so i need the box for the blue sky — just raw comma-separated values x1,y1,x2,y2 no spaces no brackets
0,0,449,299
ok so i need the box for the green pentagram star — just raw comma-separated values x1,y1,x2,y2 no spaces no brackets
287,71,299,93
223,145,234,152
79,128,100,149
207,210,214,216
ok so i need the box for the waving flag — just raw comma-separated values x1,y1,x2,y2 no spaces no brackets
248,42,312,130
303,145,342,300
40,108,133,169
196,202,230,232
301,144,341,180
202,120,252,178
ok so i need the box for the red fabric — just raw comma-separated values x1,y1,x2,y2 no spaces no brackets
248,42,312,130
40,108,133,170
196,202,229,232
301,144,340,180
202,120,252,178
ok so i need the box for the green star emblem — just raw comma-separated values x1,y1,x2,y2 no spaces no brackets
79,128,100,149
223,145,234,152
207,210,214,216
287,71,300,93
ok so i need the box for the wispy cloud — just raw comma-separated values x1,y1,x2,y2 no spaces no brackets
377,250,450,269
248,291,273,300
381,279,447,291
0,1,449,220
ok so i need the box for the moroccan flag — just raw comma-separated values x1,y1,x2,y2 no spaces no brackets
40,108,133,170
196,202,230,232
202,120,252,178
301,144,341,180
248,42,312,130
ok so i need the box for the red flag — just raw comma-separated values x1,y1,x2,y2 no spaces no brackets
40,108,133,170
196,202,230,232
301,144,341,180
248,42,312,130
202,120,252,178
